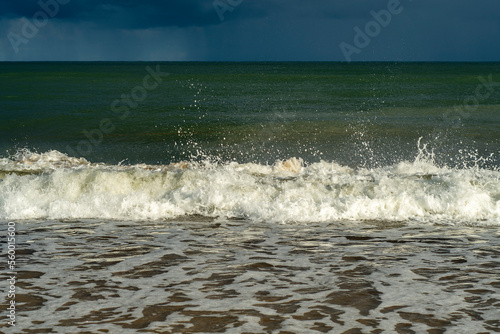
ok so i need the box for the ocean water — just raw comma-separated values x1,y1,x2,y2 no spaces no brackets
0,62,499,333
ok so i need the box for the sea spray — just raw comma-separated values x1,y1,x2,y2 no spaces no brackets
1,150,498,224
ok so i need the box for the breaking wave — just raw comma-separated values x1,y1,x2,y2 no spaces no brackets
0,149,499,224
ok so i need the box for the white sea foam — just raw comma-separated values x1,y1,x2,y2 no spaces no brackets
0,150,499,224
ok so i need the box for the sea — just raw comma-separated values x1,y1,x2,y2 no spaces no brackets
0,62,499,333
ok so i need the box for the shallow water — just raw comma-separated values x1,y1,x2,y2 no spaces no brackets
2,218,499,333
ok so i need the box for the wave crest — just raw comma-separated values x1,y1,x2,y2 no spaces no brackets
0,150,499,224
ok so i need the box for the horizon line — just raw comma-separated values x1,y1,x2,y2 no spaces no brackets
1,60,500,63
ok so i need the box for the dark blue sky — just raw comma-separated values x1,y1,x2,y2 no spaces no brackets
1,0,499,61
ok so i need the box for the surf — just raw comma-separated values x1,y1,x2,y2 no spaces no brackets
1,149,498,224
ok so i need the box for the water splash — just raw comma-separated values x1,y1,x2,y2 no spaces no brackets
1,149,498,224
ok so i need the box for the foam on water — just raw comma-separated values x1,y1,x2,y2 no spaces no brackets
6,219,500,333
0,150,499,224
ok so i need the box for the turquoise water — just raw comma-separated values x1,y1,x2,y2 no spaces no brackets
1,62,499,167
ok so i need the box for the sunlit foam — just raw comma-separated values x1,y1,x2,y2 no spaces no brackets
0,150,498,224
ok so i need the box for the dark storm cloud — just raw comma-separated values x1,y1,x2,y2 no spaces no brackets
0,0,426,27
2,0,499,29
0,0,222,27
1,0,499,61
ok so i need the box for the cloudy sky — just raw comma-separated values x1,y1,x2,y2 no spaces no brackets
1,0,499,61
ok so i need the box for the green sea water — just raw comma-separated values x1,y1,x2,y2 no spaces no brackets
1,62,499,167
2,62,500,334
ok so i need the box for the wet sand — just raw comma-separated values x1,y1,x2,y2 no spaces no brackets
1,219,500,333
